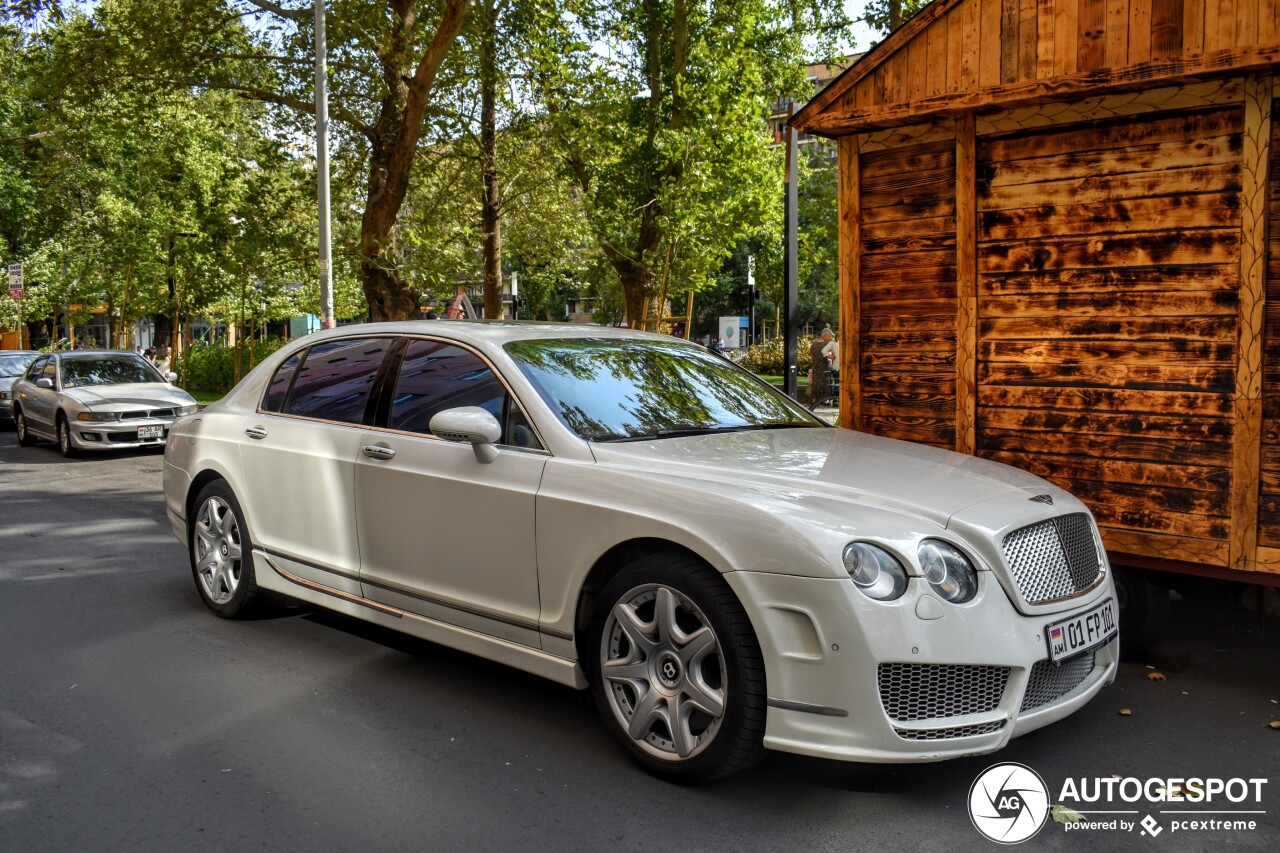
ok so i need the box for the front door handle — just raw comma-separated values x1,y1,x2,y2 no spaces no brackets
362,444,396,461
244,426,268,440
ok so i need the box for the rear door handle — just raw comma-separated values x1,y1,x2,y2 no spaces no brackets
362,445,396,460
245,426,268,440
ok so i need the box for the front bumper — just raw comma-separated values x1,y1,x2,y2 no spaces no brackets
725,569,1118,763
69,417,174,451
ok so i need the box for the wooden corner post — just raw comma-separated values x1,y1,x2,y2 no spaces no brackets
955,111,978,456
1229,74,1272,570
838,135,862,431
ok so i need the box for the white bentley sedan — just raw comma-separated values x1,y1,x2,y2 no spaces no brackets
162,322,1118,782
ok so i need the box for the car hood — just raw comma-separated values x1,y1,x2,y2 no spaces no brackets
0,376,17,393
589,427,1052,528
62,383,195,408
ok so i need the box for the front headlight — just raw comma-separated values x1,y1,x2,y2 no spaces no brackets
917,540,978,604
843,542,908,601
175,404,197,416
77,411,119,422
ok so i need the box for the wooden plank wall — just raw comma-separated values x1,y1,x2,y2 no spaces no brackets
817,0,1279,132
974,106,1245,566
1261,90,1280,560
855,130,958,447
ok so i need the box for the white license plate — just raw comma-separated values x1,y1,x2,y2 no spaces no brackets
138,425,164,440
1046,598,1117,664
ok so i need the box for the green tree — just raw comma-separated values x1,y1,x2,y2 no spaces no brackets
527,0,850,327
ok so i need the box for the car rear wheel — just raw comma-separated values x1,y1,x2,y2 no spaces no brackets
189,481,262,618
56,415,76,457
15,408,36,446
589,553,766,783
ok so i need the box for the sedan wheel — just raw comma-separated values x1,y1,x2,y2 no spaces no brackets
57,416,76,457
190,481,261,618
15,409,36,446
591,554,765,782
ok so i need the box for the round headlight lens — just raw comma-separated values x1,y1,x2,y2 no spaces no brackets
842,542,908,601
917,540,978,604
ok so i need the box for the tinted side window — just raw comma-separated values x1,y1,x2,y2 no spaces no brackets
41,359,58,382
26,357,47,380
388,340,506,435
283,338,391,424
262,353,302,413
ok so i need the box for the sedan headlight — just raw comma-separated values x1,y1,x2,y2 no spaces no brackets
77,411,119,422
917,540,978,604
843,542,908,601
175,404,197,416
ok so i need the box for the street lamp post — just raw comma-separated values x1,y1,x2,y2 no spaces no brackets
315,0,336,330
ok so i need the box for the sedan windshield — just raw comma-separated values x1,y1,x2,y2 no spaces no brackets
504,337,822,441
61,355,164,388
0,353,36,377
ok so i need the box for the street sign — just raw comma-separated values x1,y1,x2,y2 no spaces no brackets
7,263,22,299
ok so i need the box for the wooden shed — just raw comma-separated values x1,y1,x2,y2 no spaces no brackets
790,0,1279,581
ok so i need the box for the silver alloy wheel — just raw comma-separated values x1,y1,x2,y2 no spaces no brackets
16,411,26,440
192,496,244,604
600,584,727,761
58,419,70,454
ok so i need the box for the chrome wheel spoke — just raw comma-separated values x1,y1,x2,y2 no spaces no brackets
225,540,242,561
667,695,697,758
627,685,664,740
612,601,658,658
681,673,725,719
654,587,684,647
602,658,649,685
676,626,715,668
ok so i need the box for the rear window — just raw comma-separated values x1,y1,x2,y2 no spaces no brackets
278,338,392,425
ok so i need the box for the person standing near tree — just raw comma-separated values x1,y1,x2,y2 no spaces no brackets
809,329,833,402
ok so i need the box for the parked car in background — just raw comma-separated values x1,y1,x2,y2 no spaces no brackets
11,350,197,456
163,322,1118,782
0,350,40,426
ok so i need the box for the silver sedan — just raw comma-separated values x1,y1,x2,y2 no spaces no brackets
11,350,197,456
0,350,40,425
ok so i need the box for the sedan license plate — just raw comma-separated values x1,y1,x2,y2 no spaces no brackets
138,424,164,440
1046,598,1117,664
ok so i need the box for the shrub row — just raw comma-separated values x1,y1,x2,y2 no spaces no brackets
177,339,287,394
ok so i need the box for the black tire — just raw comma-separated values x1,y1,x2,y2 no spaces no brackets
14,407,36,446
588,552,766,783
1114,566,1170,660
188,480,262,619
56,414,77,458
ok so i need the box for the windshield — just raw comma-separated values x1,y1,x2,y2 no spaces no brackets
61,355,165,388
0,353,37,378
504,337,822,441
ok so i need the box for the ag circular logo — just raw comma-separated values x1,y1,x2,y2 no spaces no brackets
968,763,1050,844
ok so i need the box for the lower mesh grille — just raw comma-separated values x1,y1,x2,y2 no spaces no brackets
894,720,1006,741
877,663,1010,722
1021,652,1096,711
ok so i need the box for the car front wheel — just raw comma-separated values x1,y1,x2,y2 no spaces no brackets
189,481,262,618
57,415,76,457
15,408,36,446
589,553,766,783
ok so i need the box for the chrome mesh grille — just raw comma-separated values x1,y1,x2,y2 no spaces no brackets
1021,652,1097,711
1002,513,1102,605
894,720,1006,741
877,663,1010,722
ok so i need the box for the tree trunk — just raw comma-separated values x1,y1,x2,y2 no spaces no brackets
359,0,473,322
480,0,503,319
890,0,903,30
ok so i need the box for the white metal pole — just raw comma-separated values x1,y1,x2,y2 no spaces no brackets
315,0,336,330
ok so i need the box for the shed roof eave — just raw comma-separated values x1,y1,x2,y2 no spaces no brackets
795,46,1280,136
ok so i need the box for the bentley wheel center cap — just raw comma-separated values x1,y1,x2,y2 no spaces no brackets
656,652,682,688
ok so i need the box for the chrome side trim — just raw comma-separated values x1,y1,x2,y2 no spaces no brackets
767,698,849,717
261,554,404,618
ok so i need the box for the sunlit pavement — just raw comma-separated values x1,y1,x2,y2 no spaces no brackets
0,428,1276,851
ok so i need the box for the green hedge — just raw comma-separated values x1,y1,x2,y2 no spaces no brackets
737,335,816,378
178,339,287,394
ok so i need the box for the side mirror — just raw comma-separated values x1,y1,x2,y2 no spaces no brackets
429,406,502,463
35,377,54,390
166,371,178,383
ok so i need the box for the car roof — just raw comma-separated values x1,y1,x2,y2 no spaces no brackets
305,321,685,346
55,350,146,358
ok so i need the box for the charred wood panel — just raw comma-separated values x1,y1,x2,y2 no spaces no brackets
1259,93,1280,548
976,106,1242,560
857,136,958,448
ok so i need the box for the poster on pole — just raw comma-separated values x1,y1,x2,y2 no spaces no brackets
7,263,22,300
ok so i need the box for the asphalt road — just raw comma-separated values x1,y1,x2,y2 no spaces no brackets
1,429,1277,852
